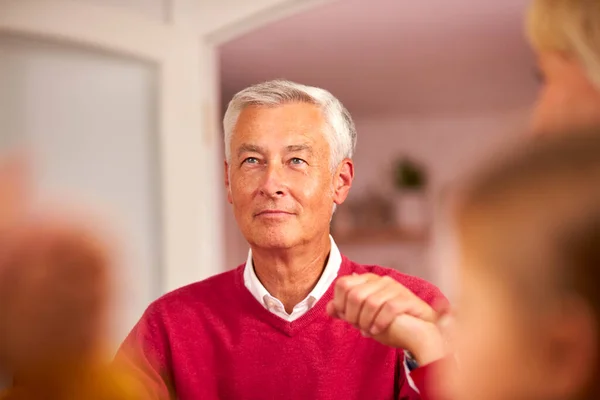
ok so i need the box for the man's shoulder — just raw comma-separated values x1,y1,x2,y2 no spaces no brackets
147,265,243,315
344,258,448,308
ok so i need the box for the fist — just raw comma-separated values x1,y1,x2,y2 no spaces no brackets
327,273,445,364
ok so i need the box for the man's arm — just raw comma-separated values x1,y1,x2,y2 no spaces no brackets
115,307,175,400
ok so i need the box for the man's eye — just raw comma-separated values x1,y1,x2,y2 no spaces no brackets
290,158,306,165
243,157,259,164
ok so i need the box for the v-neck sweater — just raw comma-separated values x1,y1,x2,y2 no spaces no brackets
116,256,446,400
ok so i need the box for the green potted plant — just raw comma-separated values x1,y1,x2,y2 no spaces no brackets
394,158,427,192
392,157,429,232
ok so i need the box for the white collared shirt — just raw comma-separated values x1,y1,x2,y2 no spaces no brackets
243,235,342,321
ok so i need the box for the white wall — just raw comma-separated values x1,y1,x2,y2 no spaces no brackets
340,111,527,295
78,0,168,22
0,35,161,345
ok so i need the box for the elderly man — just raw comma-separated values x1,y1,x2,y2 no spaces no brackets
117,79,448,400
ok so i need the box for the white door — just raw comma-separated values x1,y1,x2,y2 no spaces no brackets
0,34,161,346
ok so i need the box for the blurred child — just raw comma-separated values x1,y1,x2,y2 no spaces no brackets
449,129,600,400
0,158,143,400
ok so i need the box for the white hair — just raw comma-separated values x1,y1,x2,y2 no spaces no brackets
222,79,357,170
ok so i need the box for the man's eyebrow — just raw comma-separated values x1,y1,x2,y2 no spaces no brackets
237,144,264,157
286,144,313,153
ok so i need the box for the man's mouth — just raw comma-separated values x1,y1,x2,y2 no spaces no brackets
254,210,294,217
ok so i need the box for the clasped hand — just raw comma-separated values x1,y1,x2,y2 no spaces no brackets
327,273,446,365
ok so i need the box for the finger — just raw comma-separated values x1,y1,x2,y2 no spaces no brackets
431,296,451,316
371,293,436,335
370,293,414,336
332,273,375,318
411,298,438,323
326,301,339,318
357,277,403,334
379,282,439,323
344,276,391,326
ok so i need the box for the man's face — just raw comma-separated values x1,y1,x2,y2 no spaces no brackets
531,52,600,134
225,102,353,249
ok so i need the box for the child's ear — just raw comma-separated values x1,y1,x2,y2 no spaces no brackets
534,297,597,399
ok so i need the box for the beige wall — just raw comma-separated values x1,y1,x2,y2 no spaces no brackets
345,111,526,295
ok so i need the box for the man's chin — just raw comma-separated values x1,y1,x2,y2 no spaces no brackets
246,230,299,250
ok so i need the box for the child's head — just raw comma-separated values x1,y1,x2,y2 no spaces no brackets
451,130,600,400
0,218,111,382
526,0,600,134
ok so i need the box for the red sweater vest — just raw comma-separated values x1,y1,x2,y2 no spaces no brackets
116,256,446,400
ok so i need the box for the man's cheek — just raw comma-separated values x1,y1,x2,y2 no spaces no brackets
233,176,256,196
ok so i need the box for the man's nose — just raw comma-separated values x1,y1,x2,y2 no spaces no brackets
259,164,286,198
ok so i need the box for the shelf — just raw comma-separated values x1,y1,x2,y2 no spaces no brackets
333,227,429,246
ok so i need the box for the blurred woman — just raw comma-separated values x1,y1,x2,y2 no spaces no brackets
527,0,600,133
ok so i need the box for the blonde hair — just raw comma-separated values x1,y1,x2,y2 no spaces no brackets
526,0,600,88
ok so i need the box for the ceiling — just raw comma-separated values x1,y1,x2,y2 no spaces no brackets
219,0,539,118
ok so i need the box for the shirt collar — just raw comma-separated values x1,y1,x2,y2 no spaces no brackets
243,235,342,308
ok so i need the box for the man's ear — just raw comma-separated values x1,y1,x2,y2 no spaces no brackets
224,161,233,204
332,158,354,206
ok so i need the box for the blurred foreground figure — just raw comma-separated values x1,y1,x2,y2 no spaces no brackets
527,0,600,133
448,129,600,400
0,158,143,400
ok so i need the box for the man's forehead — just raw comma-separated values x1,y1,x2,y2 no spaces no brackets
235,103,325,129
232,118,327,145
231,103,329,152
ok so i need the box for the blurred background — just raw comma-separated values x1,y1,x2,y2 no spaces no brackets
0,0,536,346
